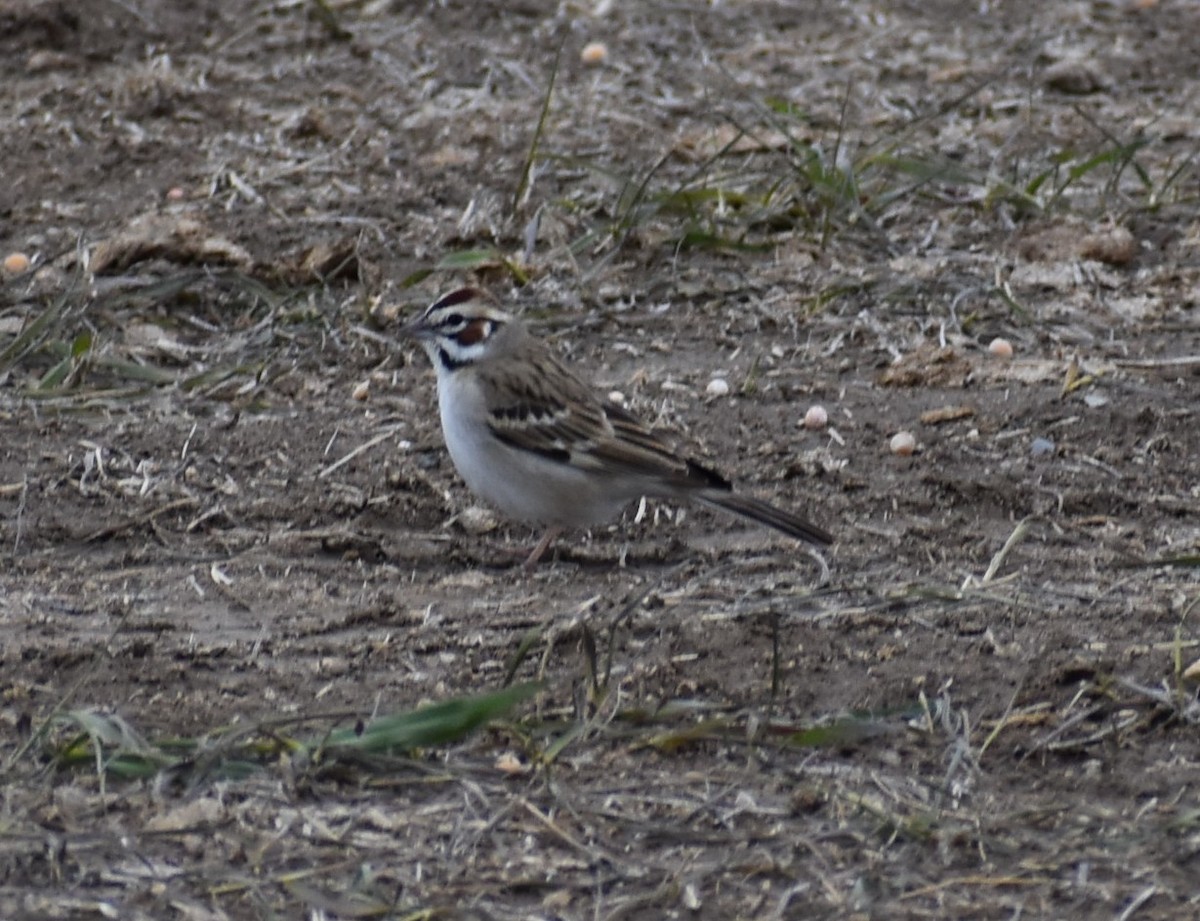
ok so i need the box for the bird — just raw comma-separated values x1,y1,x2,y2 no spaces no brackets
400,286,832,568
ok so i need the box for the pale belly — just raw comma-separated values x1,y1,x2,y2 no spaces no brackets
437,377,631,528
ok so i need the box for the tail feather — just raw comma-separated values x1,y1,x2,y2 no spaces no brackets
697,491,833,547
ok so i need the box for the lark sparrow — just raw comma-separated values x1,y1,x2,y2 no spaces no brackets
401,287,832,568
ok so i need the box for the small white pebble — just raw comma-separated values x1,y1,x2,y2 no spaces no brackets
705,377,730,397
166,186,185,201
606,390,625,406
581,41,608,65
351,380,370,401
458,504,498,535
988,337,1014,359
889,431,916,456
803,405,828,430
494,751,530,775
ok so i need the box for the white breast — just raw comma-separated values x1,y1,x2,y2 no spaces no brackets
434,368,628,528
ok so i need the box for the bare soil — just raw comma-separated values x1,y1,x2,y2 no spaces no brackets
1,1,1199,919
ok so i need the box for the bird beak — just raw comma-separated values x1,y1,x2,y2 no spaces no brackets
400,314,433,341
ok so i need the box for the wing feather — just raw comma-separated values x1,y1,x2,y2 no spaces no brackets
478,346,714,490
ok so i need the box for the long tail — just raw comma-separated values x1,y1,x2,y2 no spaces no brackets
697,491,833,547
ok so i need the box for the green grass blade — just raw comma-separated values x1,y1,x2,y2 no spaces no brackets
320,682,542,754
436,248,506,271
0,276,80,373
512,40,563,215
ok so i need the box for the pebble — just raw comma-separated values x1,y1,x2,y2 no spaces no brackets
988,337,1014,359
581,42,608,65
1043,59,1105,95
705,378,730,397
803,405,828,430
458,504,498,535
495,751,531,775
3,252,31,274
1031,437,1055,457
889,431,916,456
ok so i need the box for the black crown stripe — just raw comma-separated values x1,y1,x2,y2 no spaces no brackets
429,288,480,312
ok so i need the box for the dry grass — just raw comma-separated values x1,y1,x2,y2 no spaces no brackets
2,0,1199,919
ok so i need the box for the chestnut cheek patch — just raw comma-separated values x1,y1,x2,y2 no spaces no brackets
455,319,490,346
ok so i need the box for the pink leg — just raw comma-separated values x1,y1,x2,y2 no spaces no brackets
522,526,562,571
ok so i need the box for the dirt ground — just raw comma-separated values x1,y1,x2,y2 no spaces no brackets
2,0,1199,918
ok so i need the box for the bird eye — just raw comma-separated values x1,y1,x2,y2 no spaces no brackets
444,313,464,328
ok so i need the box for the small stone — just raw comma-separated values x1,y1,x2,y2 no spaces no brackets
495,751,530,775
803,405,828,430
988,337,1014,359
3,252,30,274
581,42,608,65
458,504,498,535
351,380,370,401
889,431,916,456
1043,59,1105,95
1031,437,1055,457
705,378,730,397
